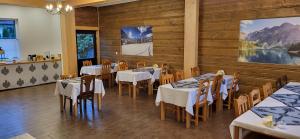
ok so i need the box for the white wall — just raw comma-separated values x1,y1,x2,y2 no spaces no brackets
0,5,62,60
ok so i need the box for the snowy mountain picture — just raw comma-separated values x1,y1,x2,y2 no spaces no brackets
239,17,300,65
121,26,153,56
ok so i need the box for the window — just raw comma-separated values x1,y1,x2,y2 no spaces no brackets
0,20,16,39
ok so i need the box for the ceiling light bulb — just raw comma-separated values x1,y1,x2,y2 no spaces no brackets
57,4,62,9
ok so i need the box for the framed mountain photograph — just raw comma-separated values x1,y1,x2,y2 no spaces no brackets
239,17,300,65
121,26,153,56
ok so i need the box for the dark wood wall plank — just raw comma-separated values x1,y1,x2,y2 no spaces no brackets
199,0,300,92
98,0,184,69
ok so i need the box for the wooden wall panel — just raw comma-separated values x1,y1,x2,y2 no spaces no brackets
98,0,184,69
199,0,300,93
75,6,98,27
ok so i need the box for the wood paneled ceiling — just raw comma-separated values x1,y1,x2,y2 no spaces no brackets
0,0,138,8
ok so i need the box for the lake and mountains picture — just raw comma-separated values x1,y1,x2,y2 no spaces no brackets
239,17,300,65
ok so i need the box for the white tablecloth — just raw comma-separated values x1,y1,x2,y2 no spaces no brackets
80,63,118,75
229,82,300,139
115,67,161,85
54,79,105,105
155,73,234,116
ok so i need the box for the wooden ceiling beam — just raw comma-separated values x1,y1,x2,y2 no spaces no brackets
0,0,46,8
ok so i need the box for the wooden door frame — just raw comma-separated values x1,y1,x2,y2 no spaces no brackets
75,26,100,64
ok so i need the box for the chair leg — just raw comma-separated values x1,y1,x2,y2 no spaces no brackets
84,99,87,110
195,105,199,127
70,99,73,113
63,96,66,110
91,98,94,112
203,104,207,122
181,108,185,122
79,100,82,114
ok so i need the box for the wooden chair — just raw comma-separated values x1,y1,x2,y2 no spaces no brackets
161,63,169,75
136,61,146,68
77,75,96,114
160,74,181,121
161,74,174,85
191,66,200,77
275,78,282,90
101,62,112,88
248,88,261,107
281,75,288,86
262,82,273,99
234,95,249,117
60,74,76,112
101,59,111,64
118,61,128,71
224,72,240,110
82,60,92,66
193,79,210,127
174,70,185,81
211,75,223,112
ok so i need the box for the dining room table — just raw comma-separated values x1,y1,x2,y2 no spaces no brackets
115,67,161,99
155,73,235,128
54,77,105,116
80,63,118,75
230,82,300,139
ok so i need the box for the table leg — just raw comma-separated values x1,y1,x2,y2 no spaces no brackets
59,94,63,112
118,81,122,96
73,101,78,116
128,84,132,97
176,106,180,122
133,84,137,99
234,126,240,139
160,101,165,120
148,79,153,95
186,112,191,128
97,93,102,111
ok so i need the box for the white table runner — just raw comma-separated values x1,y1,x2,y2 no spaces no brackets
54,79,105,105
80,63,118,75
229,82,300,139
155,73,234,116
115,67,161,85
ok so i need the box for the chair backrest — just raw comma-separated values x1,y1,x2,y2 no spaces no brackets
211,75,223,98
101,62,111,75
281,75,288,86
175,70,185,81
161,63,169,75
262,82,273,99
83,60,92,66
60,74,75,80
234,95,249,117
136,61,146,68
228,73,240,101
196,79,210,105
101,59,111,64
80,75,96,96
191,66,200,77
249,88,261,107
275,78,282,90
161,74,174,85
118,61,128,71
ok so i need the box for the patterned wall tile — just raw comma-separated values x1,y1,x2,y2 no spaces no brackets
42,63,48,70
16,66,23,74
30,77,37,84
1,67,9,75
17,78,24,86
29,64,36,72
3,80,10,88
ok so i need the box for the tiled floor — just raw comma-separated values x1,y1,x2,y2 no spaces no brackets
0,84,271,139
